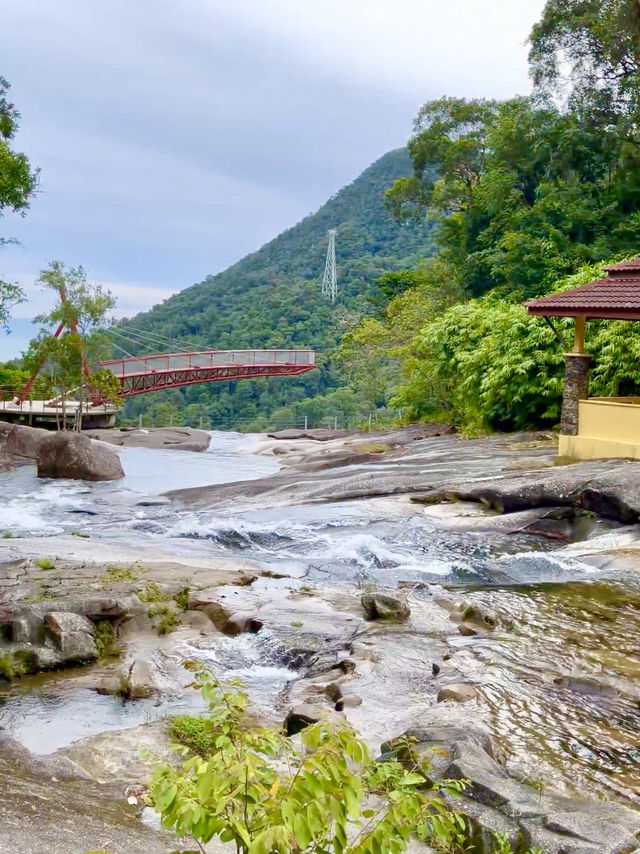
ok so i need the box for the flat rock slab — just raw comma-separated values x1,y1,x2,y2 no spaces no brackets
411,459,640,524
86,426,211,452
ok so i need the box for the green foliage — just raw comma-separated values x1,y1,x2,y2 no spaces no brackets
23,262,117,425
168,714,220,758
137,582,181,633
387,96,640,301
102,565,142,584
138,582,166,603
90,368,121,405
0,656,20,681
94,621,119,659
174,588,190,611
150,670,470,854
35,557,55,570
0,76,38,330
529,0,640,122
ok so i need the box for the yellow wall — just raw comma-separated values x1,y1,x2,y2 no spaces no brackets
560,398,640,459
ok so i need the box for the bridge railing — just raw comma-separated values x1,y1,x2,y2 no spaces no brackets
99,349,316,378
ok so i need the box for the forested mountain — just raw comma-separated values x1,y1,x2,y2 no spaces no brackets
121,148,433,429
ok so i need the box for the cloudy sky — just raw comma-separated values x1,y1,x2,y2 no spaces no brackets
0,0,545,358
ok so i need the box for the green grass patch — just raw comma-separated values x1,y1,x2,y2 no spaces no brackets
173,588,190,610
94,620,119,659
139,582,166,603
169,714,218,757
35,557,55,571
102,566,141,584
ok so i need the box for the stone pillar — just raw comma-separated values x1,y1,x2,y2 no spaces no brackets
560,353,591,435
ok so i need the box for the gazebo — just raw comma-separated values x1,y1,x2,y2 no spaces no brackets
526,259,640,460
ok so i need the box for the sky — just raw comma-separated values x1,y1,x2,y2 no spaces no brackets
0,0,546,358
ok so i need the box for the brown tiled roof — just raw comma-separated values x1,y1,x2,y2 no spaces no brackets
604,258,640,273
526,276,640,320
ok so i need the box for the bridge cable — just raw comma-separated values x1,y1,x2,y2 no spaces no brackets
117,324,199,353
108,329,196,368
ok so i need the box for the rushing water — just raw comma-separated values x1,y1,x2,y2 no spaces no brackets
1,432,640,802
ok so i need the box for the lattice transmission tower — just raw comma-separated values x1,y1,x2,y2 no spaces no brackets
321,229,338,303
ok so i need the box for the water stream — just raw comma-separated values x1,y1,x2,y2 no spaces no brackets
1,432,639,803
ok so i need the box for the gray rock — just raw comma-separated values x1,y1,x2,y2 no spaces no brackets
411,459,640,524
12,617,31,644
361,591,410,621
44,611,97,662
13,423,50,461
0,734,92,782
460,603,498,631
0,420,14,472
437,683,479,703
37,431,124,481
120,658,157,699
285,703,323,735
335,694,362,710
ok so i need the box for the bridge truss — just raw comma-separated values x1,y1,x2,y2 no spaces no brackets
98,349,316,399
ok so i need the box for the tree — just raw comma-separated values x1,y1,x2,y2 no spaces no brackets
26,262,116,428
149,669,470,854
529,0,640,121
0,76,38,329
387,95,640,300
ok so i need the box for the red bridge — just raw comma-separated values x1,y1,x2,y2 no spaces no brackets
98,348,316,398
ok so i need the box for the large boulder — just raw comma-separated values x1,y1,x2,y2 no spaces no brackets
37,431,124,481
44,611,97,663
13,423,49,461
0,421,14,472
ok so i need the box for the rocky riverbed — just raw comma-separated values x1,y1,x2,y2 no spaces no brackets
1,427,640,853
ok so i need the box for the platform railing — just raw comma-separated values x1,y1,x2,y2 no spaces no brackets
99,349,316,377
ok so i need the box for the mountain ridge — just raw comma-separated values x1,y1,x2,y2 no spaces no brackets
121,147,434,428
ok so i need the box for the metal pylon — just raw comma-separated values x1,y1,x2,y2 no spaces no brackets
321,229,337,303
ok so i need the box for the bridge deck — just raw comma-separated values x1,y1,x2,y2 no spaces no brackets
98,348,316,398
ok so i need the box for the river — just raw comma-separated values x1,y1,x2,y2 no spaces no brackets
1,431,640,813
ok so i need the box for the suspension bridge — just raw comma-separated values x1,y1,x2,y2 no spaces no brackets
0,321,316,428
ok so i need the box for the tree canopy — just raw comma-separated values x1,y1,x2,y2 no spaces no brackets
0,76,38,329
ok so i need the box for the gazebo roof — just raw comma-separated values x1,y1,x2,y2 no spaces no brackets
526,258,640,320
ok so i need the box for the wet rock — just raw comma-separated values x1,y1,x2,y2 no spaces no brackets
44,611,97,663
119,658,157,699
437,683,478,703
553,674,619,698
189,589,259,636
458,603,498,636
411,460,640,525
12,616,31,644
37,432,124,481
361,591,410,622
0,420,14,471
335,694,362,710
516,507,603,542
0,734,93,782
285,703,323,735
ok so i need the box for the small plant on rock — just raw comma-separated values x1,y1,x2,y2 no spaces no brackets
94,620,119,659
149,667,469,853
35,557,55,570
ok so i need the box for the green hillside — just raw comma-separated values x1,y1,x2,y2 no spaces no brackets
121,148,434,429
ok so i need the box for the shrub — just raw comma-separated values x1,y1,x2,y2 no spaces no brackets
149,669,469,853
